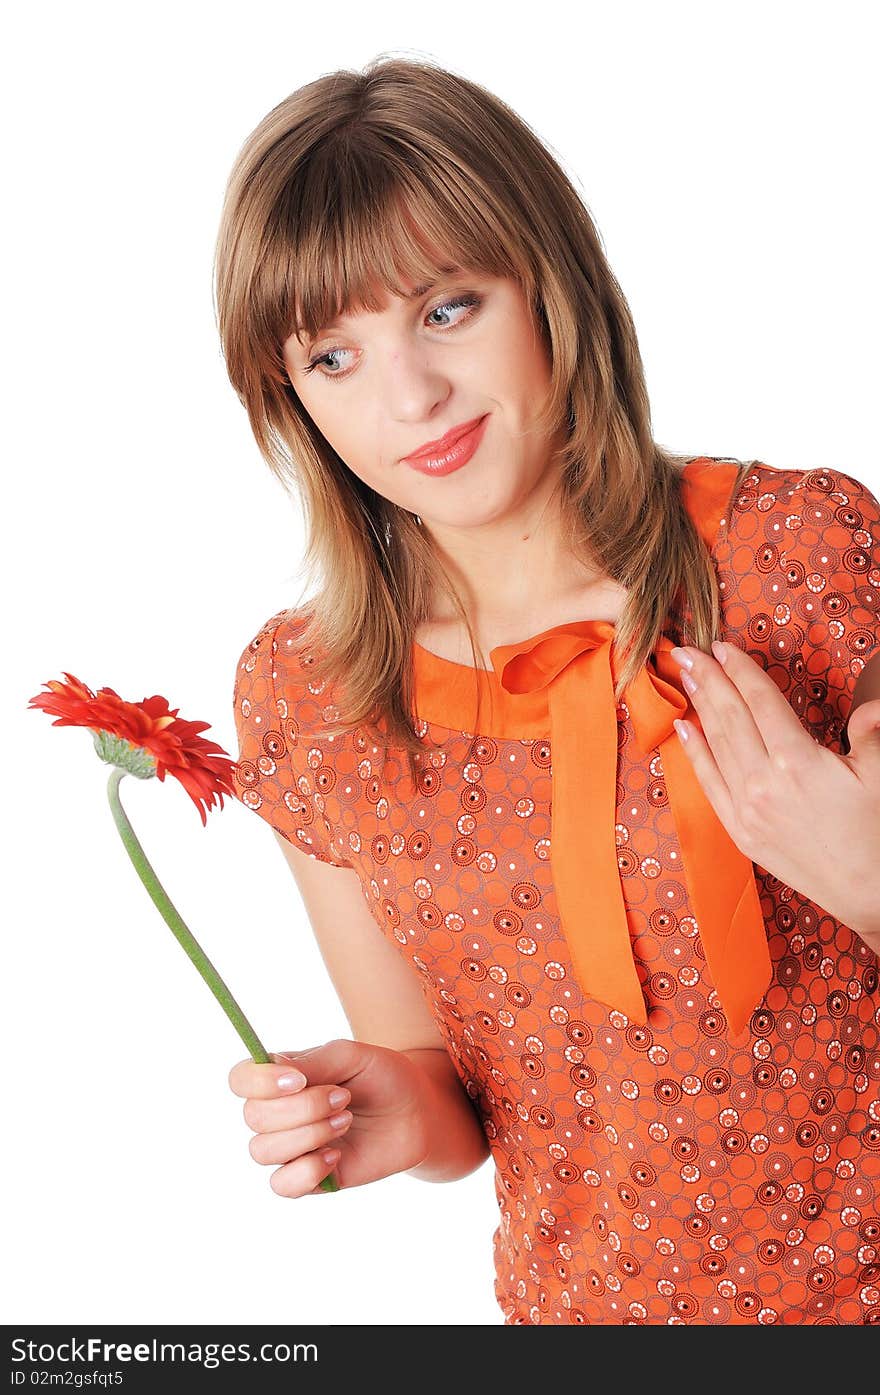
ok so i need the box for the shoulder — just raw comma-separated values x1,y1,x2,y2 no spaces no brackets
729,460,880,525
233,601,350,756
788,464,880,535
678,457,754,554
233,605,323,701
723,459,880,594
722,461,879,562
235,603,311,666
231,604,353,865
721,461,880,746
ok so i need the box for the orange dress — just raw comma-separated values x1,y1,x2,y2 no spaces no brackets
232,457,880,1325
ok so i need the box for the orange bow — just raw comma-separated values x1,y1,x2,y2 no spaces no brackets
491,619,772,1038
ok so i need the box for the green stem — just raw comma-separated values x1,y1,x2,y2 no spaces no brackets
107,765,269,1059
105,766,339,1195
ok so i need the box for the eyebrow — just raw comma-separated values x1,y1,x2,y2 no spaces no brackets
300,266,463,341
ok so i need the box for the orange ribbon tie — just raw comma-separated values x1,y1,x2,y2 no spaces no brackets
492,620,772,1037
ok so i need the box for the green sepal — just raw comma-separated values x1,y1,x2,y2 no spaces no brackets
92,729,157,779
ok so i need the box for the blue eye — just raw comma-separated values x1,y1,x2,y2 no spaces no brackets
303,293,482,382
424,293,479,328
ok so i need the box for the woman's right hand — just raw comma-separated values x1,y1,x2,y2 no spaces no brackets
227,1037,432,1196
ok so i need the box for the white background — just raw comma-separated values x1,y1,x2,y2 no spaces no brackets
5,0,878,1328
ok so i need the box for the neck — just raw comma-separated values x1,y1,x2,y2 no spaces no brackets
421,479,603,629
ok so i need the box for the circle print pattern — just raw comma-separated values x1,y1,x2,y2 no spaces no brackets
232,460,880,1323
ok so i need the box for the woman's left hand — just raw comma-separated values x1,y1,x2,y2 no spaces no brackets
669,641,880,949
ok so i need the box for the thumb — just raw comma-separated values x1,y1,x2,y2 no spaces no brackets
271,1047,321,1063
844,697,880,760
270,1038,361,1086
269,1046,324,1072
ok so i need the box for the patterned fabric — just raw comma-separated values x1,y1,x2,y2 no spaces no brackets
232,457,880,1324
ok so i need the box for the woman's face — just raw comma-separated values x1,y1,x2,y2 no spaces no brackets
282,271,565,532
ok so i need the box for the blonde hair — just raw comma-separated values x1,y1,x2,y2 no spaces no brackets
213,56,755,789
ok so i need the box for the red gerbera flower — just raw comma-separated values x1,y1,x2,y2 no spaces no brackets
28,672,237,825
26,667,339,1193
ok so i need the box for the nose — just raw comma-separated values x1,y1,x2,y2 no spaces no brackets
382,339,452,426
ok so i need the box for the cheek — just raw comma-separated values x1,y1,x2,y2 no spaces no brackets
320,417,424,510
299,395,366,467
293,378,394,483
494,323,553,408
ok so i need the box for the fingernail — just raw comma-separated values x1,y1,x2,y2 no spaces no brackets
328,1087,351,1109
669,647,694,670
674,719,690,743
277,1070,307,1091
711,640,727,664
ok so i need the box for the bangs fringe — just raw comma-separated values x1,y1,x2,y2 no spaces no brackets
258,143,533,362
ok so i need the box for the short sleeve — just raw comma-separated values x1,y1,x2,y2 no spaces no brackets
788,468,880,747
231,609,353,867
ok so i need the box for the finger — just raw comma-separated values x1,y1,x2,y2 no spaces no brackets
228,1059,308,1099
243,1082,352,1134
674,717,741,838
708,641,807,755
671,645,768,795
270,1147,342,1199
272,1037,364,1090
249,1109,353,1166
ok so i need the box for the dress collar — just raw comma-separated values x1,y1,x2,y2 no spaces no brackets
410,459,771,1037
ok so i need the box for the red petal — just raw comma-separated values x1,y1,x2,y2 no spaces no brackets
28,673,237,821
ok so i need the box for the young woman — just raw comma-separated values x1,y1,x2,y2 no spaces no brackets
217,58,880,1325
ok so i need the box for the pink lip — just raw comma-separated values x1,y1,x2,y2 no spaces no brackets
403,415,487,463
402,415,489,475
